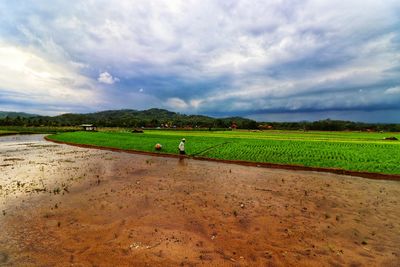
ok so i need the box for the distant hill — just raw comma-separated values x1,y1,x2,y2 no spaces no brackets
50,108,257,128
0,108,258,129
0,111,39,119
1,109,399,131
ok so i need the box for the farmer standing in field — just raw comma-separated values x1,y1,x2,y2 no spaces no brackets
178,138,186,155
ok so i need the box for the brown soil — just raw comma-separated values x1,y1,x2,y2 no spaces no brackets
1,135,400,266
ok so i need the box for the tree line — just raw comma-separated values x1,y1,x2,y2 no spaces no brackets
0,109,399,131
0,109,258,129
261,119,400,132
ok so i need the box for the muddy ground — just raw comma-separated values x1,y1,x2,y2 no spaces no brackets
0,135,399,266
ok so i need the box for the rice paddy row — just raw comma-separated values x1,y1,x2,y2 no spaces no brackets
47,130,400,175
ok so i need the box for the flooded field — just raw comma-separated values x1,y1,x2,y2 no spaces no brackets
0,135,399,266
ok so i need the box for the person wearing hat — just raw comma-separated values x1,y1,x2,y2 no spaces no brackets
178,138,186,155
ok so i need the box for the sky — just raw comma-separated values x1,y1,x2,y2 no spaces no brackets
0,0,399,122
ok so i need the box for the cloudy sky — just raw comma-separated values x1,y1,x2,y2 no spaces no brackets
0,1,399,122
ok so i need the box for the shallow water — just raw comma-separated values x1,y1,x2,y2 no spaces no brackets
0,134,47,143
0,134,48,163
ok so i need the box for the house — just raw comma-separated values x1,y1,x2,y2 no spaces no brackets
258,124,273,130
80,124,97,131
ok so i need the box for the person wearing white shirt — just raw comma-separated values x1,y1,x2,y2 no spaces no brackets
178,138,186,155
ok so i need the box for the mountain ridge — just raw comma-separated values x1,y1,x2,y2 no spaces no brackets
0,111,39,119
1,109,400,131
0,109,257,128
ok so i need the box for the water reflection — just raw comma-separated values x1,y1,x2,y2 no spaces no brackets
0,134,47,143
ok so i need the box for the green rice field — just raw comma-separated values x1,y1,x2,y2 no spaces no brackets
47,130,400,175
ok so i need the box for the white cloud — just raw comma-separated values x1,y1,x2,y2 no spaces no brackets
0,44,100,113
384,86,400,95
165,97,206,111
97,71,119,84
165,97,188,109
189,99,203,109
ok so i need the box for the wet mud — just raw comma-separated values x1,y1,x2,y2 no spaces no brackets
1,135,399,266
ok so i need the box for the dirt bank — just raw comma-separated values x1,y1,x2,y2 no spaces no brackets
1,135,399,266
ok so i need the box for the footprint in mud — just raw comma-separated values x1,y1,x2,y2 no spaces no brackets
0,251,9,263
